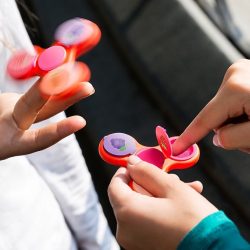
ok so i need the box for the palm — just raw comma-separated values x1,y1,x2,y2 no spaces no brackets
0,80,94,160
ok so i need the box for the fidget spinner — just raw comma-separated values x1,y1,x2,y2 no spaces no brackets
7,18,101,97
99,126,200,193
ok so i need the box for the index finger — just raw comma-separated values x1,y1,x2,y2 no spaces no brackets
172,96,229,155
13,79,49,130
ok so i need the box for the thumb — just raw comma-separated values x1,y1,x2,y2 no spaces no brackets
127,156,181,198
213,121,250,149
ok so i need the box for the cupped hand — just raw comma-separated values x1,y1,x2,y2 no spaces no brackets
173,59,250,155
108,156,217,250
0,79,94,159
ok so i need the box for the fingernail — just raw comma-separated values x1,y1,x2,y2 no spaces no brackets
128,155,141,166
75,116,86,126
84,82,95,96
213,134,221,147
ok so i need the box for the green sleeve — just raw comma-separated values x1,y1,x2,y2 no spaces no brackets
178,211,250,250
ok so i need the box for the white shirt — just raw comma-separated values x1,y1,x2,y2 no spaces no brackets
0,1,119,249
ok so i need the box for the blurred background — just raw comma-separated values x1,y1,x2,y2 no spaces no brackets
19,0,250,240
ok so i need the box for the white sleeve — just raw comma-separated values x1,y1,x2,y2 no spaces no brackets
1,1,119,247
26,113,119,250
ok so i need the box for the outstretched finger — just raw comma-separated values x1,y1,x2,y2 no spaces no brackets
172,97,229,155
13,79,49,130
35,81,95,122
14,115,85,154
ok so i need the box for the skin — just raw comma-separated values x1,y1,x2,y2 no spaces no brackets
108,156,217,250
108,59,250,249
0,79,94,160
173,59,250,155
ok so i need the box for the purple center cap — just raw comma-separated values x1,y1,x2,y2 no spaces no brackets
103,133,136,156
55,18,92,46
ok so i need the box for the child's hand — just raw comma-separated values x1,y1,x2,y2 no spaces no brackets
0,79,94,159
108,156,217,250
173,59,250,155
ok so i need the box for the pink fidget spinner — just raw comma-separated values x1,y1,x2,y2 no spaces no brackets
7,18,101,98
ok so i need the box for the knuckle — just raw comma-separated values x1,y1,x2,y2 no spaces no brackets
225,60,250,90
134,160,156,176
168,174,180,181
107,181,125,203
163,174,180,190
107,184,113,198
227,59,249,74
135,160,149,169
107,182,118,203
226,75,246,91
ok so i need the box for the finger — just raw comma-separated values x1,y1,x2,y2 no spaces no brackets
35,82,95,122
127,156,180,198
132,174,180,196
38,62,90,97
213,121,250,149
187,181,203,193
15,115,85,154
130,182,153,196
13,79,49,130
108,167,135,208
172,97,229,155
133,180,203,196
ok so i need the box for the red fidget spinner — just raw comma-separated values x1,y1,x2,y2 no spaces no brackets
7,18,101,98
99,126,200,195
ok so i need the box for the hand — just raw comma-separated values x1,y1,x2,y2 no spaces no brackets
173,59,250,155
108,156,217,250
0,79,94,159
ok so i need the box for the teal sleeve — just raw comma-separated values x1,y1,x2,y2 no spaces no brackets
178,211,250,250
